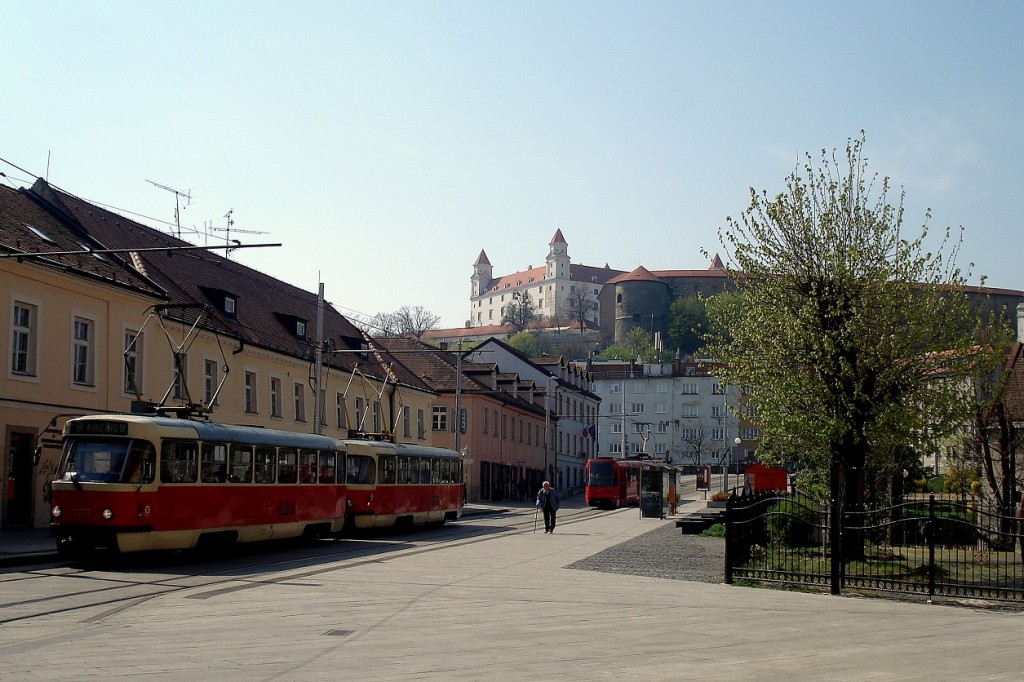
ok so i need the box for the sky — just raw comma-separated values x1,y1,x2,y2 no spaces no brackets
3,1,1022,329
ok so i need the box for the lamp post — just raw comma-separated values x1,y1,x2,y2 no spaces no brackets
731,436,742,491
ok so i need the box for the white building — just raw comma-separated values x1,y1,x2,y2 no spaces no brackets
583,359,758,468
469,229,622,329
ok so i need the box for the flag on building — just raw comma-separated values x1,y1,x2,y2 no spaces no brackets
581,423,596,439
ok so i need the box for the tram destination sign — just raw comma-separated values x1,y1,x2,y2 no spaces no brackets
68,420,129,436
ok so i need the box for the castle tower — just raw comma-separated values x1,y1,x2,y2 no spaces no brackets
546,229,569,281
471,249,493,298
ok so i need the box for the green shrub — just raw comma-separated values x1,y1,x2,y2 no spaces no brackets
700,523,725,538
925,476,948,493
766,499,819,547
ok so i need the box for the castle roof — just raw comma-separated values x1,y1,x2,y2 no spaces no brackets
549,228,566,245
474,249,491,266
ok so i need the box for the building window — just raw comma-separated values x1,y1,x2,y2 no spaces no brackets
417,409,425,439
609,442,621,454
293,382,306,421
270,377,283,417
296,320,306,337
611,423,622,434
633,382,645,394
372,402,381,433
712,428,725,441
172,354,188,400
403,407,410,438
123,330,143,394
712,383,725,395
608,382,622,394
631,403,645,414
681,405,698,418
224,296,236,316
608,403,622,414
432,405,447,431
336,393,347,428
742,428,759,440
655,443,668,455
244,371,258,413
355,397,364,430
680,428,697,440
681,383,699,395
72,317,95,386
10,302,38,376
483,408,489,434
655,381,668,393
657,421,669,434
711,405,724,418
654,402,667,414
203,359,218,405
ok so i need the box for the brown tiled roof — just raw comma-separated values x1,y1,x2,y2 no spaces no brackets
0,185,165,298
25,179,384,380
606,265,664,285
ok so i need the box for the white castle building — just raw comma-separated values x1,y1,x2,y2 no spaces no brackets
469,229,623,329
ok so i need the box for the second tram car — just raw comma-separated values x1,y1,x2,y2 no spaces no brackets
49,414,464,556
584,457,642,508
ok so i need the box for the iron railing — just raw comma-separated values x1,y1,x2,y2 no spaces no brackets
725,491,1024,603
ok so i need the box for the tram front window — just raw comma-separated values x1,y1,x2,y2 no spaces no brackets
58,438,156,483
346,454,376,484
587,462,616,487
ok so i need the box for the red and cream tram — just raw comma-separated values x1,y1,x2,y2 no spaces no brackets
584,457,642,508
49,414,463,556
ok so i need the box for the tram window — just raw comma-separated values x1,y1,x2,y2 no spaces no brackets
380,455,396,484
161,441,198,483
453,461,462,484
430,459,440,484
123,440,157,484
397,456,410,484
278,447,298,484
318,451,336,484
201,442,227,483
346,454,376,484
299,449,318,483
417,458,430,484
255,446,277,484
441,459,450,484
229,444,253,483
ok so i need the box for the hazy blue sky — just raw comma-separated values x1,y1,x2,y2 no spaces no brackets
4,1,1022,328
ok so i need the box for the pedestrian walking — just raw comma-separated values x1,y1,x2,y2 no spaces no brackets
536,480,559,533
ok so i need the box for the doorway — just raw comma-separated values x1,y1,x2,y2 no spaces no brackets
4,430,35,526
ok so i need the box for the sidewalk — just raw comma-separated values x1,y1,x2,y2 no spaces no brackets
0,490,710,568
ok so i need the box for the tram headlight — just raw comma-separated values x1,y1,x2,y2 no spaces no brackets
101,508,114,520
51,505,62,519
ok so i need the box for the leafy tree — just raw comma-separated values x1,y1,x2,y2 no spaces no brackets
704,135,1010,530
507,331,540,357
666,296,709,358
501,292,538,333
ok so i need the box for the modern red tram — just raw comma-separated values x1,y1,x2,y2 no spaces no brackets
584,457,642,508
49,414,463,556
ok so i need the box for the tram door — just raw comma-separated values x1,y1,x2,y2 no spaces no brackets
4,430,34,526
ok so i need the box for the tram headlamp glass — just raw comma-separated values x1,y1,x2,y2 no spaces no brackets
52,505,62,518
102,508,114,520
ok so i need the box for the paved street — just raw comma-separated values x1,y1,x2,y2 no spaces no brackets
2,495,1023,681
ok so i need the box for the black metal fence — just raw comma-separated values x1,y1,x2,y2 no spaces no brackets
725,490,1024,603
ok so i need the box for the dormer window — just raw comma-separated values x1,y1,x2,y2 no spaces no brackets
296,320,306,337
224,296,236,317
200,286,239,319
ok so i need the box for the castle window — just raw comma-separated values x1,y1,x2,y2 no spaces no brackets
617,293,622,303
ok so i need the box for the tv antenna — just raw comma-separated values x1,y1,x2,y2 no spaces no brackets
146,179,192,239
213,209,268,257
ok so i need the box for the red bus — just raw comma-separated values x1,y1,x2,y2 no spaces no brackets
584,457,642,508
49,414,463,556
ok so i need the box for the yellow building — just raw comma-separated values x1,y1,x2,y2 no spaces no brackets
1,179,436,529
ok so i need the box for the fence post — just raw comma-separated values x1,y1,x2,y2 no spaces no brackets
724,494,733,584
927,494,936,601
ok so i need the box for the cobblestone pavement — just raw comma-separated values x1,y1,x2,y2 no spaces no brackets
568,521,725,583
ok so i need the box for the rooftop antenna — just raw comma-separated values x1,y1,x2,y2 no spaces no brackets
212,209,268,257
146,179,192,239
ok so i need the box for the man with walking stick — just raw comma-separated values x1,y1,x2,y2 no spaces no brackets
536,480,559,534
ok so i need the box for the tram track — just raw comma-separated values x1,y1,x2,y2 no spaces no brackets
0,505,609,627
